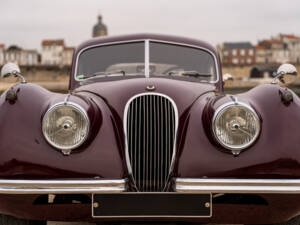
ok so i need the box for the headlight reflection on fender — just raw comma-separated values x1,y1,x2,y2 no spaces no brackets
42,102,90,150
212,101,260,151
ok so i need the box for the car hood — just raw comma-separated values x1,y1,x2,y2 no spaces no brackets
75,77,216,117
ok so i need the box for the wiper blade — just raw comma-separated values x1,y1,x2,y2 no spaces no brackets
78,70,126,80
181,71,211,77
166,70,211,78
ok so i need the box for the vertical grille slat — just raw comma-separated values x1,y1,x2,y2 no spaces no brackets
160,97,163,190
126,94,177,192
135,99,139,187
164,98,169,183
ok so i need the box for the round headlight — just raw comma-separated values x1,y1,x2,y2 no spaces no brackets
212,101,260,151
42,102,90,150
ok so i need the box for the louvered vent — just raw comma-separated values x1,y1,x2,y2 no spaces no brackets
125,94,177,192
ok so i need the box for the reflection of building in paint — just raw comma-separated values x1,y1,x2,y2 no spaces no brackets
92,15,108,37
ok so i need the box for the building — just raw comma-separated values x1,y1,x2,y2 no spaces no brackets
254,45,272,64
62,47,75,66
5,46,39,66
4,45,22,65
92,15,108,37
257,39,289,64
276,34,300,64
0,44,4,65
20,50,39,66
3,45,38,66
41,39,65,65
219,42,255,66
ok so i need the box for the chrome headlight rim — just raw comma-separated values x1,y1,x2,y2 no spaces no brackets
212,101,260,151
42,101,90,150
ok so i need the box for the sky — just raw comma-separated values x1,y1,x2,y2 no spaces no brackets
0,0,300,50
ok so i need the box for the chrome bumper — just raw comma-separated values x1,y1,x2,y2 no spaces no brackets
0,179,126,194
175,178,300,194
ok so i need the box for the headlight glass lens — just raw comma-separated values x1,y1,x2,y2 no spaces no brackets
213,103,260,150
42,103,89,150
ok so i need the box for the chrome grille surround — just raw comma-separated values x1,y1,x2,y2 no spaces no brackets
124,93,178,192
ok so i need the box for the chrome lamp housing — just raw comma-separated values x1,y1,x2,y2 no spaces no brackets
212,101,260,155
42,102,90,155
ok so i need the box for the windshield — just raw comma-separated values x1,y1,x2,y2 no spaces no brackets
76,40,217,82
76,42,145,78
149,42,216,81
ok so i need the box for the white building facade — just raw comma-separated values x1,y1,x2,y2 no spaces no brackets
276,34,300,64
41,40,65,65
4,46,39,66
62,47,74,66
20,50,39,66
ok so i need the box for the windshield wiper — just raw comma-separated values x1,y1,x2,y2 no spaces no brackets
181,71,211,78
166,70,211,78
78,70,126,80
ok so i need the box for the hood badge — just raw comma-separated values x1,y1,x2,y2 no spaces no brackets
146,85,156,91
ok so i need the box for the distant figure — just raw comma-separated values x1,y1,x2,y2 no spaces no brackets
92,15,108,37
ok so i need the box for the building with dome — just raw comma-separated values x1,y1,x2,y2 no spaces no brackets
92,15,108,38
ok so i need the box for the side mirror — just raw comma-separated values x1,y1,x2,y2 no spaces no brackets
223,73,234,82
271,63,297,85
1,63,26,83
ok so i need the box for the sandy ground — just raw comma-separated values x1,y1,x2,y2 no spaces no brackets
0,81,69,93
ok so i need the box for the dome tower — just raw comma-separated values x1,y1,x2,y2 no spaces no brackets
92,15,108,37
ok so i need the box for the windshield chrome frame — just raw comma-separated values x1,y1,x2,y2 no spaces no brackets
74,39,220,83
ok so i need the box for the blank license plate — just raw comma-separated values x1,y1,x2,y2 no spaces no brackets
92,193,212,218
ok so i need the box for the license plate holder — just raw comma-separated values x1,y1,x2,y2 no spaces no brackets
92,193,212,218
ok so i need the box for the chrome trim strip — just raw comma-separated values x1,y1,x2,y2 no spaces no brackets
123,92,179,191
212,100,261,151
42,101,90,151
175,178,300,194
145,39,150,78
0,179,126,194
74,38,220,83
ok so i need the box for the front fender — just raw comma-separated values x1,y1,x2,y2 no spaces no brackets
176,84,300,179
0,83,126,179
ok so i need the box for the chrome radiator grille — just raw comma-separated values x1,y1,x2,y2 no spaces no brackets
125,93,177,192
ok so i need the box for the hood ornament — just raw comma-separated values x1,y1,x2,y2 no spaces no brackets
146,85,156,91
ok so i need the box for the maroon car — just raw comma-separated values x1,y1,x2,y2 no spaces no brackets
0,34,299,225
